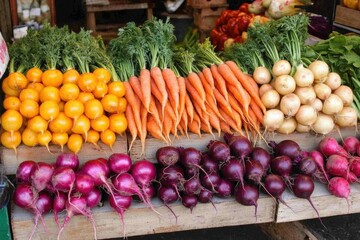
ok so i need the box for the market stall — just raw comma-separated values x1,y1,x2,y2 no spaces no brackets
1,0,360,239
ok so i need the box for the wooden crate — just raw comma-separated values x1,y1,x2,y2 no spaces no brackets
11,196,276,239
276,183,360,223
187,0,228,8
193,6,227,31
129,127,357,162
334,5,360,30
0,136,127,175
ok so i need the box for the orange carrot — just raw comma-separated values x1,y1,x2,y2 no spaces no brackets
124,81,142,140
206,104,221,137
185,78,208,116
180,109,189,138
125,104,137,151
139,69,151,112
140,104,148,155
230,106,242,131
205,93,224,121
149,95,162,129
150,78,163,104
162,68,179,123
211,64,229,102
227,84,251,116
129,76,144,103
189,112,201,137
162,108,173,143
200,118,213,135
154,98,163,122
147,116,167,143
247,75,259,95
203,67,215,89
185,93,194,124
150,67,168,117
220,120,232,134
219,107,243,134
188,72,206,104
225,61,266,113
178,76,186,121
198,71,216,104
194,101,213,137
213,88,233,116
250,99,264,124
164,102,177,124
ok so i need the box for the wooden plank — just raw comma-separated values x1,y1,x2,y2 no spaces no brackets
0,136,127,175
11,195,276,239
130,127,357,162
0,0,13,42
334,5,360,30
259,222,318,240
276,183,360,223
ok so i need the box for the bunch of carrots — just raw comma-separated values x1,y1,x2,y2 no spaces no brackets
109,19,265,153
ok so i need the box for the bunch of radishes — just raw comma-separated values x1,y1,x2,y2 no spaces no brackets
13,153,157,239
155,133,273,218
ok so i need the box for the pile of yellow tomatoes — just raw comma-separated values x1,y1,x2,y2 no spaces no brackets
1,67,127,153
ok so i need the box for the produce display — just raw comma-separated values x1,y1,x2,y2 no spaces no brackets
0,25,127,153
13,152,157,239
12,133,360,238
2,11,360,240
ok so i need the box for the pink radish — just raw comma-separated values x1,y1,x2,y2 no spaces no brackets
309,150,329,182
109,193,132,237
108,153,132,174
56,153,79,170
318,137,348,157
326,154,349,178
16,160,36,183
53,192,66,228
328,177,350,207
31,162,54,192
342,136,359,155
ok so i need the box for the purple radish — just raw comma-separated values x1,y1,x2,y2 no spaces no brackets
298,157,317,176
156,146,180,166
182,195,198,212
224,133,252,159
108,153,132,174
250,147,271,170
207,140,231,163
56,153,79,170
221,158,245,188
309,150,329,182
31,162,54,192
16,160,36,183
215,178,233,198
234,184,259,218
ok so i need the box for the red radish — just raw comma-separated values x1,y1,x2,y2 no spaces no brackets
109,193,132,238
56,153,79,170
309,150,329,182
263,174,289,208
158,165,184,189
201,153,219,173
270,155,292,187
292,174,322,224
184,167,199,178
183,176,201,195
357,143,360,157
350,157,360,177
31,162,54,192
58,195,97,240
182,194,198,211
108,153,132,174
112,173,146,200
201,172,221,191
270,140,301,160
158,186,179,220
51,167,76,193
33,191,52,237
198,188,213,203
156,146,180,166
75,173,95,195
142,184,155,199
234,184,259,218
245,160,265,184
346,172,358,183
298,157,317,176
53,192,67,228
13,184,42,240
130,160,157,187
328,177,350,207
215,178,233,198
221,158,245,188
84,188,102,208
250,147,271,170
342,136,359,155
224,133,252,159
207,140,231,163
326,154,349,178
318,137,348,157
16,160,36,183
